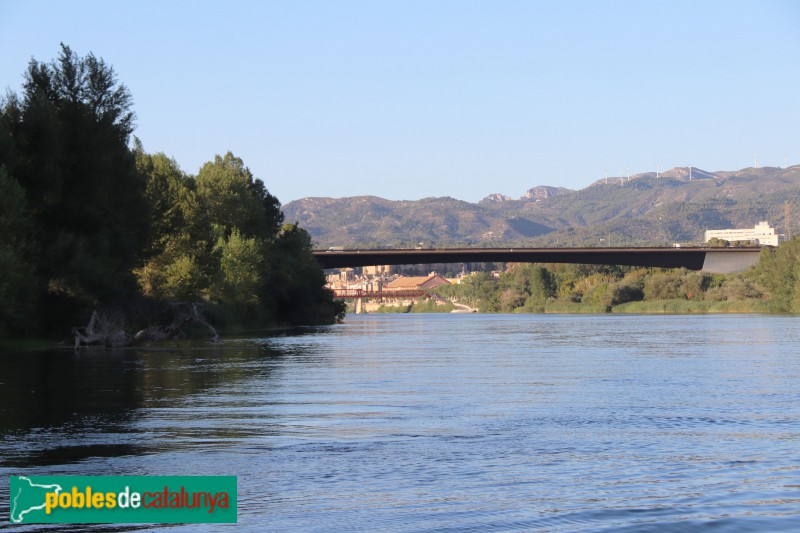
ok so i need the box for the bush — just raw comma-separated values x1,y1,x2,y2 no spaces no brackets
751,239,800,312
643,271,683,300
609,282,644,305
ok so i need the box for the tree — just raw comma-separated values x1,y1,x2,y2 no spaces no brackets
752,238,800,312
1,46,344,338
133,143,215,302
248,178,284,238
160,254,208,302
1,44,148,332
606,269,646,305
215,229,264,306
196,152,277,240
133,140,191,253
643,270,684,300
502,264,556,308
709,273,763,301
706,237,730,247
527,266,557,305
264,224,345,324
0,168,35,335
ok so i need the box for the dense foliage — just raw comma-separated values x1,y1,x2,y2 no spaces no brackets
133,148,344,328
0,45,343,338
434,260,772,314
751,238,800,313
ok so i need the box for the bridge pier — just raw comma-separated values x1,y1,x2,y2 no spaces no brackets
701,250,762,274
354,297,365,314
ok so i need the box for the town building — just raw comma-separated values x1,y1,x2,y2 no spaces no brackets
363,264,393,277
385,273,451,291
705,221,781,246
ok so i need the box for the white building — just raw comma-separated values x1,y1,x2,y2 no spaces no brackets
705,221,781,246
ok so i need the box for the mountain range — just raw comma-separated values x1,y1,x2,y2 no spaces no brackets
282,165,800,248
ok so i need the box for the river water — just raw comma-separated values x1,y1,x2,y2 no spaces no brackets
2,314,800,531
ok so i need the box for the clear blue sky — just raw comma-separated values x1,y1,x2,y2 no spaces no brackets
2,1,799,204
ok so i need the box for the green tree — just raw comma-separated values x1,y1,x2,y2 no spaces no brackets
500,264,556,310
705,273,763,302
134,141,191,252
608,282,643,305
525,266,557,307
264,224,345,324
133,145,213,302
706,237,730,247
215,229,264,306
752,238,800,312
196,152,279,240
0,168,35,335
248,178,284,238
135,147,343,326
643,271,683,300
680,272,709,300
161,254,208,301
609,269,646,305
434,271,500,311
1,44,148,332
1,46,343,338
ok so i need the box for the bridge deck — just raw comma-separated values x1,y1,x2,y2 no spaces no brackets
312,247,762,274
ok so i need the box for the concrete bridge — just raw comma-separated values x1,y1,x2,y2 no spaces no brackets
313,247,763,274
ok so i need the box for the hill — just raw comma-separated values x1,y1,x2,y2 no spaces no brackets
282,165,800,248
284,196,554,247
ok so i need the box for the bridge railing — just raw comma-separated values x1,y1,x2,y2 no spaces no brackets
331,288,432,300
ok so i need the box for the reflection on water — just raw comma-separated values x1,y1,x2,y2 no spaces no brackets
2,315,800,531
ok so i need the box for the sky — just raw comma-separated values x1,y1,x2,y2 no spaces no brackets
2,1,799,204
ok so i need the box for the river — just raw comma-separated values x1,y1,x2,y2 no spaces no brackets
2,314,800,531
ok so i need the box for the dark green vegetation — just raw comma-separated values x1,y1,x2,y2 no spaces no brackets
751,238,800,313
283,167,800,248
371,299,456,314
0,45,344,340
432,245,797,314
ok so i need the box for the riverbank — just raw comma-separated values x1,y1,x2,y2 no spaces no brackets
610,299,771,313
0,321,323,353
357,299,456,314
0,338,58,351
353,298,771,315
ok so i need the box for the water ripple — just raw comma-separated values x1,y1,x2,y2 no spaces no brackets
2,314,800,531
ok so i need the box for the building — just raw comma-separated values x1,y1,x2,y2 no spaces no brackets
363,264,393,277
385,273,451,291
705,221,781,246
326,268,356,288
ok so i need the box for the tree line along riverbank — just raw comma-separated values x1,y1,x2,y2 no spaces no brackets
0,45,345,343
363,245,800,315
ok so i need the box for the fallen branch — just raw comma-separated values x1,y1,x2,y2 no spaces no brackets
72,310,131,349
134,302,219,344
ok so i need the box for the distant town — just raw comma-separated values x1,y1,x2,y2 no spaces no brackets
325,220,783,313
